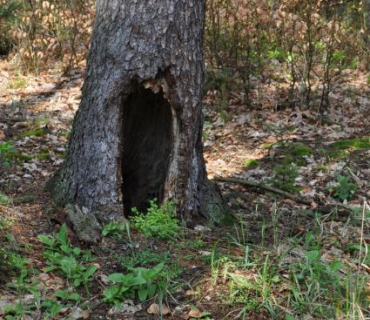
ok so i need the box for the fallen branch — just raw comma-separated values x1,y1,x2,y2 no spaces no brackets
213,176,352,217
214,176,311,205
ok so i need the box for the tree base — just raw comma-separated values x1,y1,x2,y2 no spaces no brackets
46,0,230,241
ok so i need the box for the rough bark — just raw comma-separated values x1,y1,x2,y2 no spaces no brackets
50,0,227,239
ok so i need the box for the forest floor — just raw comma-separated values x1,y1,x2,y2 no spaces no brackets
0,57,370,320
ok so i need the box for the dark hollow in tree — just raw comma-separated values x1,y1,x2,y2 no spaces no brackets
49,0,227,240
122,86,173,214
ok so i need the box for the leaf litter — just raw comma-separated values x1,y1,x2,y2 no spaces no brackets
0,56,370,319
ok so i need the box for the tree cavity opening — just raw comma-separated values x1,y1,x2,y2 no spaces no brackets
122,86,173,215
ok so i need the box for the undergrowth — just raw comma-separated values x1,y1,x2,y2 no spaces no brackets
131,199,180,240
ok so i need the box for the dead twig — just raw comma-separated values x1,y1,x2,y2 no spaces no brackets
213,176,352,217
214,176,312,205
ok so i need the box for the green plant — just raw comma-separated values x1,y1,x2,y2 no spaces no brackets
331,136,370,150
193,238,206,249
103,262,166,305
3,302,35,320
7,76,27,90
102,221,129,240
131,200,180,240
281,230,370,318
345,243,370,265
39,299,63,318
0,0,23,54
0,142,17,166
210,249,279,318
289,249,343,316
20,128,48,138
330,175,357,201
189,310,212,320
244,159,259,169
0,215,14,283
204,68,237,120
55,290,81,304
229,218,248,247
270,164,300,193
35,149,51,161
118,249,170,270
0,142,31,166
38,224,97,293
0,193,11,205
265,123,296,148
289,142,313,165
0,216,28,288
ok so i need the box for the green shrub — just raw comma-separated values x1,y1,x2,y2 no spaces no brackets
131,200,180,240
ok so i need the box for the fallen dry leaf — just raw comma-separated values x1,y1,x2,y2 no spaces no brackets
188,308,203,318
147,303,170,315
69,307,90,319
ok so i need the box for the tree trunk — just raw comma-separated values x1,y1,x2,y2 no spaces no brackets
50,0,227,240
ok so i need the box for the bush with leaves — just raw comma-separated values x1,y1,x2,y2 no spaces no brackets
204,0,368,112
205,0,273,105
0,0,23,55
4,0,94,73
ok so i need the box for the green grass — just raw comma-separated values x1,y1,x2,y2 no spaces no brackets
0,212,20,286
7,76,27,90
2,205,369,320
290,142,313,157
289,142,313,165
35,149,51,161
327,150,350,159
0,193,12,205
118,249,171,270
270,164,301,193
20,128,48,138
331,136,370,150
102,221,130,240
208,221,370,320
0,141,32,166
244,159,259,169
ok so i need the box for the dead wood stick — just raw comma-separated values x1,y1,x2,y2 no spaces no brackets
213,176,351,216
213,176,312,206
